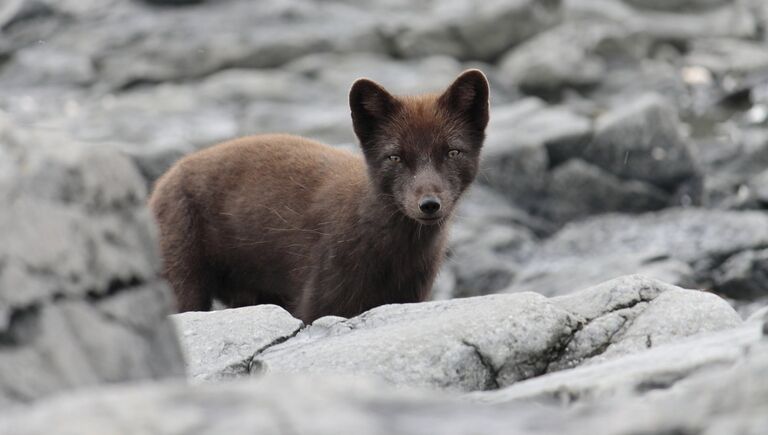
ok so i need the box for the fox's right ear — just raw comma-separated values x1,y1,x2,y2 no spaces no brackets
350,78,400,146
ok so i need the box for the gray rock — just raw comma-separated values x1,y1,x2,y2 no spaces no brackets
0,46,94,87
566,0,758,40
3,346,768,435
480,99,592,207
623,0,732,12
1,0,385,89
510,208,768,296
749,169,768,204
548,275,742,371
142,0,205,5
0,125,184,406
746,305,768,324
543,159,669,223
699,129,768,208
686,38,768,79
241,102,352,145
583,93,697,189
473,321,761,404
172,305,304,382
0,374,563,435
253,292,577,392
240,276,738,392
445,186,542,299
498,21,647,92
712,249,768,300
390,0,562,61
0,287,758,435
447,221,537,298
284,52,464,97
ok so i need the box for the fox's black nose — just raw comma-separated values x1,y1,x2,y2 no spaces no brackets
418,196,441,215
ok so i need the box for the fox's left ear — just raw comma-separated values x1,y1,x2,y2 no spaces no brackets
438,69,490,133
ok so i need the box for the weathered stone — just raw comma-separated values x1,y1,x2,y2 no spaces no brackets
480,99,592,207
473,321,761,404
0,46,94,87
686,38,768,78
498,21,647,92
172,305,304,382
548,275,741,370
252,293,577,392
390,0,562,61
1,308,761,435
447,221,536,298
623,0,732,12
0,126,184,406
543,159,669,223
712,249,768,300
583,94,697,189
566,0,758,40
510,208,768,296
206,275,742,393
746,305,768,324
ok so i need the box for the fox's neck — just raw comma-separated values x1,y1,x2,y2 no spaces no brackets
297,185,449,322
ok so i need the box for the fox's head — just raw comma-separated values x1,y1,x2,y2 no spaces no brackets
349,70,489,225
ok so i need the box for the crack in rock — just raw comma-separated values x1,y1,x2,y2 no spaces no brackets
547,289,659,372
247,323,307,376
461,340,500,390
542,318,585,374
0,305,40,347
0,275,153,348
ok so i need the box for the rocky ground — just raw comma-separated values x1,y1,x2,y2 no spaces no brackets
1,0,767,433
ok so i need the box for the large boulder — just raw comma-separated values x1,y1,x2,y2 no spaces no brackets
510,208,768,297
543,159,669,223
566,0,758,40
712,249,768,300
174,275,740,390
582,94,697,190
0,308,763,435
0,122,184,406
0,0,385,90
389,0,563,61
480,98,591,206
443,186,541,299
498,20,648,92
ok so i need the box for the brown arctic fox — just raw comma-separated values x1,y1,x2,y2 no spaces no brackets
149,69,489,322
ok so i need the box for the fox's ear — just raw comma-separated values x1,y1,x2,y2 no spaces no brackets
350,78,400,146
438,69,490,132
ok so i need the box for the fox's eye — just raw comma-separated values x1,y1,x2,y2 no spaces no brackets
388,155,401,163
447,149,461,158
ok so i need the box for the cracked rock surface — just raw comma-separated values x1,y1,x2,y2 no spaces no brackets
173,305,304,383
2,332,767,435
472,321,763,404
173,275,740,391
0,126,184,407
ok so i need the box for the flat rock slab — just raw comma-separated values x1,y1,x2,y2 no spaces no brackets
172,306,304,382
509,208,768,297
172,275,741,390
2,339,767,435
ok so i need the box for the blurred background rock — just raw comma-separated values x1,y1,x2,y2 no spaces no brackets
4,0,766,313
1,1,767,432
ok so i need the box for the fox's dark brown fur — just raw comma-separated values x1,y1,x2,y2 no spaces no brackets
149,70,490,322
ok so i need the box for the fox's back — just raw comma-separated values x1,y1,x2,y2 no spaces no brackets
150,134,368,308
